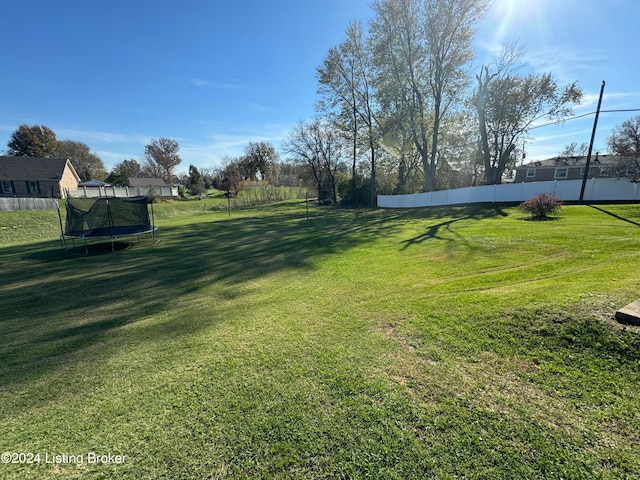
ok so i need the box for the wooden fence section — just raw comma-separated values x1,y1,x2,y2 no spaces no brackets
378,178,640,208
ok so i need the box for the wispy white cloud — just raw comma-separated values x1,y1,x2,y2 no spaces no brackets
95,149,143,167
175,123,291,172
522,48,606,84
247,102,268,112
190,78,244,89
55,128,148,145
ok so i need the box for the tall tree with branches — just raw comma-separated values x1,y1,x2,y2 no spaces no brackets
370,0,488,192
283,118,344,204
143,137,181,184
242,141,279,182
607,114,640,181
475,44,583,184
7,124,59,157
317,21,379,205
55,139,106,181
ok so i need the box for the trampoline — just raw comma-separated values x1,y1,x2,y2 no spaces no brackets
59,195,157,253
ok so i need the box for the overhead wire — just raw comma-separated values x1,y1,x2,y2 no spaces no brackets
528,108,640,131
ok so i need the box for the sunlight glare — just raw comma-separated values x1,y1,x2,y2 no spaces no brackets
490,0,548,46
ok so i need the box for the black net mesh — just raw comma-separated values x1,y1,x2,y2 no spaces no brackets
65,196,153,237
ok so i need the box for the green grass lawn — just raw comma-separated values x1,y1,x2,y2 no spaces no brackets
0,201,639,479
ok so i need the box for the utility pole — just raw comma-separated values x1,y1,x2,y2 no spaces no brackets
579,80,605,202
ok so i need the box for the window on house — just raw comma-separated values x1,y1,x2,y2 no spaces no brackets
554,168,568,179
599,166,611,177
27,181,40,193
526,168,535,178
626,165,638,176
1,181,13,194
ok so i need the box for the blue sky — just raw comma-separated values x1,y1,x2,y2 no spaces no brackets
1,0,638,174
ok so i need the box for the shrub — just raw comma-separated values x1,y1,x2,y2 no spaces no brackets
146,186,160,204
337,175,372,206
518,193,562,218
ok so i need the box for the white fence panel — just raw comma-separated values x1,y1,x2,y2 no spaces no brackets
431,190,449,206
551,180,580,201
67,186,178,198
0,197,58,211
585,178,640,201
468,185,493,204
378,178,640,208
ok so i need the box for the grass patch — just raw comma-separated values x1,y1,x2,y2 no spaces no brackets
0,201,639,478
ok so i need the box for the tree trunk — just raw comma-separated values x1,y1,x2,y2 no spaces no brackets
369,141,376,206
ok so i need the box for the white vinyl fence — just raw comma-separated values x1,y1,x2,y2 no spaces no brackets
0,197,59,211
378,178,640,208
67,185,179,198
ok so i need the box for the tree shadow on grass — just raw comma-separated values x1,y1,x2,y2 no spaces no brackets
400,204,509,250
588,205,640,227
0,207,412,390
25,241,134,260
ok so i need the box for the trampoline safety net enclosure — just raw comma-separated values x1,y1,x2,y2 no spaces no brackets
60,196,157,252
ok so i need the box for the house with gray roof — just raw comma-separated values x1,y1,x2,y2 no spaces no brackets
513,154,638,183
0,156,80,198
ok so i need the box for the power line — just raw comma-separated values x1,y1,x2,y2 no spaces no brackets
529,108,640,131
529,111,595,130
600,108,640,114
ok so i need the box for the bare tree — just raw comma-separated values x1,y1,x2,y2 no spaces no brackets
143,138,181,184
607,114,640,181
559,142,589,158
283,118,345,203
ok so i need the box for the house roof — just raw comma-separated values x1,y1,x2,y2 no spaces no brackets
78,180,111,187
128,177,167,187
517,154,633,169
0,156,80,181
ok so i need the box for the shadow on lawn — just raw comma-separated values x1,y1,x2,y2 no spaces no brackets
0,207,409,388
400,204,508,250
588,205,640,227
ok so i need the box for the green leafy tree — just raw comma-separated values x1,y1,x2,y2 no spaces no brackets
218,157,246,196
475,44,583,184
106,159,142,186
55,139,106,181
143,137,181,184
187,164,206,197
6,124,59,157
317,21,380,205
370,0,488,192
241,142,280,182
